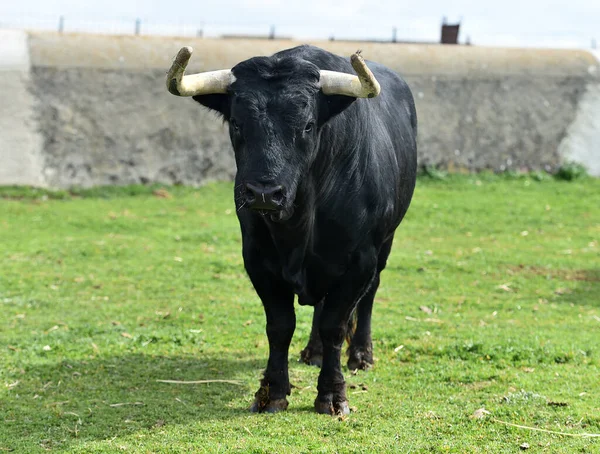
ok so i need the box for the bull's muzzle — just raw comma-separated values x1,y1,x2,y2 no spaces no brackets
244,183,286,212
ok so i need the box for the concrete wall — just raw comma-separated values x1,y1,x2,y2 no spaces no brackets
558,52,600,177
0,31,45,186
1,31,599,188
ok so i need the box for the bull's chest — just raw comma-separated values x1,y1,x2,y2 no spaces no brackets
278,247,347,307
259,214,354,306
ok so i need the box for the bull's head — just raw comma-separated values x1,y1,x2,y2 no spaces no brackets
166,46,380,222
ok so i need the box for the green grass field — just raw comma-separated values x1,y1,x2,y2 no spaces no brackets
1,175,599,453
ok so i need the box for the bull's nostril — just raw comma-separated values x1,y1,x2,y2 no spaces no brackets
270,189,284,204
244,186,256,203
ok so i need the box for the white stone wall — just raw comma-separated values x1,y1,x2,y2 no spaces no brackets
0,32,599,188
0,30,46,187
558,51,600,176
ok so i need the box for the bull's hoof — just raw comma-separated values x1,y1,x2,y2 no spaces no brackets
314,398,350,416
300,346,323,367
249,398,289,414
249,384,289,413
347,347,373,371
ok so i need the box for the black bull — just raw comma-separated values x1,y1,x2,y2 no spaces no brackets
184,45,417,415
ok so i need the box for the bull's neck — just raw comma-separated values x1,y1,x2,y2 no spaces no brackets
263,181,314,283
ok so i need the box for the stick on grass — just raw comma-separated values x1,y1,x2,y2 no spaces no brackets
109,402,144,407
156,379,244,385
492,418,600,438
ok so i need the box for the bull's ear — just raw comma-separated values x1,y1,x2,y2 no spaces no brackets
318,94,356,127
192,94,230,119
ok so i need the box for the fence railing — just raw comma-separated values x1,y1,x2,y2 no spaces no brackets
0,13,596,49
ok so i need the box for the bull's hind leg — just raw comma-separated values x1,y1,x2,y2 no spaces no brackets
347,238,393,371
300,300,323,367
347,274,378,370
246,263,296,413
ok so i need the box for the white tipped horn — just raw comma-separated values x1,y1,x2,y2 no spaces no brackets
319,51,381,98
166,46,235,97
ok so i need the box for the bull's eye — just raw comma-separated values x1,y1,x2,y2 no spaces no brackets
304,122,314,133
230,119,240,132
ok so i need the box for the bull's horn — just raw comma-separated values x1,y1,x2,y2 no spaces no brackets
319,52,381,98
166,46,235,97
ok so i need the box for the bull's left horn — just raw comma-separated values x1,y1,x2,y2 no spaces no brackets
166,46,235,97
319,51,381,99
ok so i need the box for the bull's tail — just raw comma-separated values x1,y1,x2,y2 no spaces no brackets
345,308,358,345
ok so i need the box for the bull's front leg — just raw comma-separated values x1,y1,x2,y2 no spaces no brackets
315,251,377,416
245,259,296,413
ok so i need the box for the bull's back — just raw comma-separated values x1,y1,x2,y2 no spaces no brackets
369,63,418,226
334,60,417,236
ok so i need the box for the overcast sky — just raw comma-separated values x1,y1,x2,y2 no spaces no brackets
1,0,598,49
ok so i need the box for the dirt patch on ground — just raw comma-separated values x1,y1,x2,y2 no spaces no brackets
507,265,600,282
460,380,495,391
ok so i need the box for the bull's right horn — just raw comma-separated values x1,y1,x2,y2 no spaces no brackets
166,46,235,97
319,51,381,99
